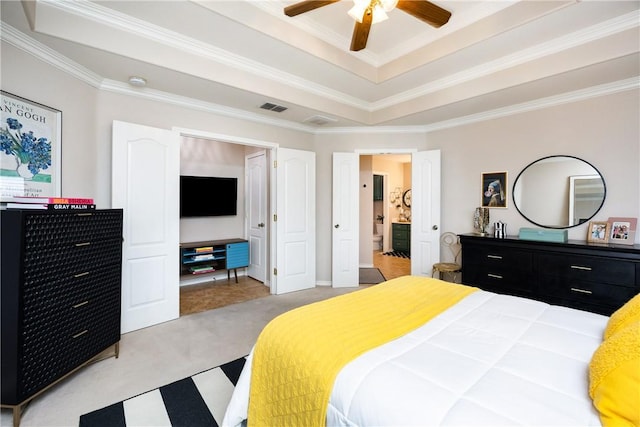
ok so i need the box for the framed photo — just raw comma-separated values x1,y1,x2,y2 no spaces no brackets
587,221,609,243
607,217,637,245
0,91,61,199
481,171,508,208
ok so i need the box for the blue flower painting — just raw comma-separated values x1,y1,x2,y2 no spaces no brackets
1,117,52,178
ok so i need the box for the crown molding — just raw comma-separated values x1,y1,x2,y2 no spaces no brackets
316,77,640,135
2,20,638,136
373,9,640,110
99,80,317,133
0,22,103,87
32,0,638,113
37,0,368,110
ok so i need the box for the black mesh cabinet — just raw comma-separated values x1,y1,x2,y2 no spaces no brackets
1,209,123,426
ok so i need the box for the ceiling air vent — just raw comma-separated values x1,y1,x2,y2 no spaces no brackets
304,115,338,126
260,102,288,113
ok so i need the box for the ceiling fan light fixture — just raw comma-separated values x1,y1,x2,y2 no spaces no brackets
348,0,388,24
380,0,399,12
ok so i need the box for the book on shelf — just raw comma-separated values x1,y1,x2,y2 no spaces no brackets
193,254,214,261
5,203,96,211
195,246,213,253
4,203,50,210
48,204,96,211
1,196,94,204
189,266,215,274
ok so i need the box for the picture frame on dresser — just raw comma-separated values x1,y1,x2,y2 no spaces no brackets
481,171,507,208
608,217,637,245
0,91,62,199
587,221,609,243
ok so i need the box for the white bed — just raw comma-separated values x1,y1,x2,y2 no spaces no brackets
223,288,612,426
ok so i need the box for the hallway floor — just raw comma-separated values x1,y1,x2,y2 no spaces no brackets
373,250,411,280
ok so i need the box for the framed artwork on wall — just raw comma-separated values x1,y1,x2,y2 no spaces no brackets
586,221,609,243
607,217,637,245
0,91,61,199
481,171,508,208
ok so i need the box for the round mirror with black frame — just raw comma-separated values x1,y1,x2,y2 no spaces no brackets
512,155,606,229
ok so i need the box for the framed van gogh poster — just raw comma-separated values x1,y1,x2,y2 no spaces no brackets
0,91,61,199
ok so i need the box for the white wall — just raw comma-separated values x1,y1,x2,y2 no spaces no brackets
425,90,639,242
3,41,639,286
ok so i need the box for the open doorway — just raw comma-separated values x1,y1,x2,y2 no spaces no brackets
178,137,271,316
362,154,411,280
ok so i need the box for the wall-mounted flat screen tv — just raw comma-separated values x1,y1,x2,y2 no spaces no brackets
180,175,237,217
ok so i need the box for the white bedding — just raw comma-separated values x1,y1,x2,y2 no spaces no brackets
223,290,607,426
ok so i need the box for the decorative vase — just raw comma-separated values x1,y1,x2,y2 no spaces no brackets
474,207,490,236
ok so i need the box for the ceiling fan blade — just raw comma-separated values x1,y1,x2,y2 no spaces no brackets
284,0,340,17
396,0,451,27
350,8,373,51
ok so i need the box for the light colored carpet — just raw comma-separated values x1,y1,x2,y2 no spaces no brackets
1,286,366,427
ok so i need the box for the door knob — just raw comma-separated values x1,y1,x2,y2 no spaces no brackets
335,224,340,228
258,223,265,228
432,225,439,230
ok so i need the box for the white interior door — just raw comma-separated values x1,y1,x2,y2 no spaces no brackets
332,152,359,287
273,148,316,294
246,151,267,283
411,150,441,276
112,121,180,333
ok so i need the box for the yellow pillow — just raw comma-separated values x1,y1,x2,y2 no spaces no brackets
605,293,640,340
589,321,640,427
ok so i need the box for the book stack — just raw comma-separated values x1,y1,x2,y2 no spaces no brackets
1,196,96,211
189,265,215,275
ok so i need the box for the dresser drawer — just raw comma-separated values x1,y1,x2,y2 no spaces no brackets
22,211,123,250
539,254,635,286
539,276,637,314
20,277,121,399
463,245,533,272
463,265,533,294
23,238,123,286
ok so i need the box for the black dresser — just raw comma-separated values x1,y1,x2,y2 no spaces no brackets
1,209,123,426
460,233,640,316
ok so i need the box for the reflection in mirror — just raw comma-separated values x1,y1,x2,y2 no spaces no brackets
513,156,606,229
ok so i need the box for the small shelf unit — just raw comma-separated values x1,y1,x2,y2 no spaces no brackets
180,239,249,283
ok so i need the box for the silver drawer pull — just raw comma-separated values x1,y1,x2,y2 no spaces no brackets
571,288,593,295
487,255,502,259
570,265,592,271
487,273,503,279
73,300,89,309
74,272,90,278
72,329,88,339
75,242,91,247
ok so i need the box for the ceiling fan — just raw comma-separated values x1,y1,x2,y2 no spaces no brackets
284,0,452,51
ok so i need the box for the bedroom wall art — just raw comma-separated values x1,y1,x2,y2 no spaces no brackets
481,171,507,208
0,91,61,199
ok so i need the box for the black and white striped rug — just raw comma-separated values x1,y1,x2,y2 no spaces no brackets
79,356,247,427
383,251,411,259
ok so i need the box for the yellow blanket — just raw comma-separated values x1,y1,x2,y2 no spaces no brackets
248,276,478,426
